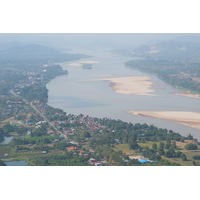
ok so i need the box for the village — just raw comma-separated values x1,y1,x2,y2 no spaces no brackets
0,91,113,166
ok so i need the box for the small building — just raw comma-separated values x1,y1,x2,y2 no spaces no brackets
67,146,77,151
88,158,96,163
95,163,103,166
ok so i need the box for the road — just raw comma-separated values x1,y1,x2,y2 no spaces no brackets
9,90,68,139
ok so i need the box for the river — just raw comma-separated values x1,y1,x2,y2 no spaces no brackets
46,49,200,140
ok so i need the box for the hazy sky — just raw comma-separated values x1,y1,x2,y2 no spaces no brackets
0,33,200,50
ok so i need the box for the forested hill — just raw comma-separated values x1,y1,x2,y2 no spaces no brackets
126,39,200,94
0,43,87,63
1,44,58,54
132,40,200,61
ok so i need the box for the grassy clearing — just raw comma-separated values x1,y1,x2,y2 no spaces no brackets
175,140,197,150
138,141,161,148
161,156,193,166
113,144,135,155
138,140,196,150
161,148,200,166
184,150,200,158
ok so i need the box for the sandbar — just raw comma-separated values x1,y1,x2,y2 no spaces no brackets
171,91,200,99
126,111,200,130
79,76,158,96
69,61,100,67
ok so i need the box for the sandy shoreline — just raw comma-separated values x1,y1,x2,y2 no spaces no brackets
126,111,200,130
69,61,100,67
80,76,158,96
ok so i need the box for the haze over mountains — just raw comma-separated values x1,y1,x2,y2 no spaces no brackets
1,33,200,51
132,40,200,60
1,33,200,64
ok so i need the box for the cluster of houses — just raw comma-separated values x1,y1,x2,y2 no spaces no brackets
65,146,103,166
6,99,24,109
1,98,26,121
13,70,44,89
6,100,23,104
51,115,109,136
88,158,104,166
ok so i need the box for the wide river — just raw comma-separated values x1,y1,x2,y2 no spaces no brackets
47,49,200,140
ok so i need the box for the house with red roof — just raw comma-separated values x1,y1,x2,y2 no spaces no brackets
67,146,77,151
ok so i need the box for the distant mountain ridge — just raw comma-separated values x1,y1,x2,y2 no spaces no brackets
1,44,59,55
132,39,200,60
0,41,23,50
0,43,87,63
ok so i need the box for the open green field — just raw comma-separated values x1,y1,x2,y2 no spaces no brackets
113,144,136,155
161,152,200,166
0,143,67,164
138,141,161,148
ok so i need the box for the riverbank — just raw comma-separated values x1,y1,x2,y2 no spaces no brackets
126,111,200,130
80,76,158,96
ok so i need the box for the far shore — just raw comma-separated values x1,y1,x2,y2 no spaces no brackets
126,111,200,130
79,76,159,96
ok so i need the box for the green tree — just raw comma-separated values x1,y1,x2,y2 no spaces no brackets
123,136,128,144
186,134,193,140
165,143,171,149
180,137,185,143
129,141,140,150
171,141,177,149
84,131,91,138
2,124,15,133
181,154,187,161
185,143,198,150
158,148,165,155
159,142,165,149
152,143,157,150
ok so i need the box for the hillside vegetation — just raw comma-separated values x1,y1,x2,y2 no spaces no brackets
125,40,200,94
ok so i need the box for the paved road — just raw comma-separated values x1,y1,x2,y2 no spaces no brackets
9,90,67,139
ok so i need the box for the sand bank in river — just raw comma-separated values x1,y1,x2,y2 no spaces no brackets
171,91,200,99
69,61,100,67
126,111,200,130
80,76,158,96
